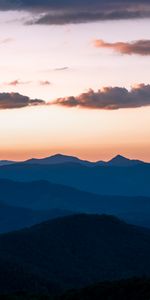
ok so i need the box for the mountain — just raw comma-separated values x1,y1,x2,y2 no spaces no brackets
0,154,146,168
23,153,146,167
106,155,144,167
1,178,150,229
0,160,15,167
0,201,73,233
0,161,150,197
24,153,92,166
1,214,150,293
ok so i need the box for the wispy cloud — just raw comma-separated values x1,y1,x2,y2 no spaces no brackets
0,92,46,110
53,67,69,72
39,80,51,86
52,84,150,110
41,67,69,73
0,38,14,45
4,80,31,86
93,39,150,56
2,79,52,87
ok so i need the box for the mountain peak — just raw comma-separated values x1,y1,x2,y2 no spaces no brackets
50,153,77,160
25,153,84,165
111,154,129,161
108,154,142,167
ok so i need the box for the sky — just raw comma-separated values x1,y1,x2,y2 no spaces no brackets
0,0,150,162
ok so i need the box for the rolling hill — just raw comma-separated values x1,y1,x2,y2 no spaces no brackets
0,202,73,233
0,214,150,293
0,179,150,231
58,278,150,300
0,160,15,167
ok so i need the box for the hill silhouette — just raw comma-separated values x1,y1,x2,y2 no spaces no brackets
24,153,92,166
1,179,150,231
0,201,73,233
1,214,150,293
58,278,150,300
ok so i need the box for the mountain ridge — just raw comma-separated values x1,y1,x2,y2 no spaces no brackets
0,161,149,197
0,178,150,232
1,214,150,292
0,153,148,167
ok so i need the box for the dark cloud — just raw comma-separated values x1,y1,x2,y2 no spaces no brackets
29,9,150,25
94,39,150,56
0,92,45,109
0,1,150,24
0,0,150,11
52,84,150,110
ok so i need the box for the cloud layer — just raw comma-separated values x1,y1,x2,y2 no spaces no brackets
53,84,150,110
1,84,150,110
0,1,150,24
94,39,150,56
0,92,45,109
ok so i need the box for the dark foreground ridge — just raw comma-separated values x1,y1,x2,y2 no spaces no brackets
1,278,150,300
57,277,150,300
0,214,150,294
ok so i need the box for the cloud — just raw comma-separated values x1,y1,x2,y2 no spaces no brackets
39,80,51,86
0,38,14,45
29,9,150,25
53,67,69,71
93,39,150,56
3,80,51,86
0,1,150,24
52,84,150,110
1,83,150,110
0,92,46,109
4,80,31,86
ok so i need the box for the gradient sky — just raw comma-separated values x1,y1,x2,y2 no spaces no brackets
0,4,150,162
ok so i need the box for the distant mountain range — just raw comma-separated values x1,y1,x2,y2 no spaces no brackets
0,201,73,234
0,153,149,297
0,153,147,167
24,153,144,167
1,214,150,294
0,160,16,166
0,178,150,233
0,158,149,197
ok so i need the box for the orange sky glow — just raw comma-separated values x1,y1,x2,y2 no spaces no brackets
0,12,150,162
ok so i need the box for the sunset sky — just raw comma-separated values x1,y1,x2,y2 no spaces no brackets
0,0,150,162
